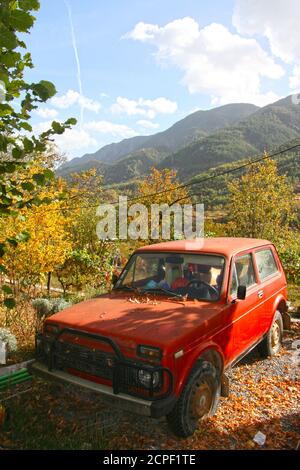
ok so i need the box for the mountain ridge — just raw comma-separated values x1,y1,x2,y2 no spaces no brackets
58,102,259,176
58,96,300,186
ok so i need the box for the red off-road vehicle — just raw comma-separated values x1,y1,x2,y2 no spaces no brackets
31,238,289,437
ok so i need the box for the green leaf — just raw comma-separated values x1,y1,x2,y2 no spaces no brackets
0,244,5,257
7,238,18,248
21,181,35,191
0,264,7,274
23,137,34,152
19,0,40,11
9,10,35,32
2,285,13,295
65,117,77,126
4,298,16,309
32,80,56,101
32,173,46,185
3,162,16,173
16,230,30,242
19,121,32,132
39,80,56,98
0,51,21,67
52,121,65,134
43,169,54,180
0,24,17,49
0,103,13,117
12,147,23,159
0,134,8,151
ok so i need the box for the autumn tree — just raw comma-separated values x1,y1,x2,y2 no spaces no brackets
55,170,118,294
127,167,191,246
225,156,295,241
0,0,76,307
0,156,72,296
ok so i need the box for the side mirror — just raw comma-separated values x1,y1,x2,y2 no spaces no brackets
112,273,119,286
237,285,247,300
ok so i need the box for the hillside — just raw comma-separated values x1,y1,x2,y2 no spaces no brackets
160,96,300,178
58,103,258,174
58,96,300,187
187,151,300,209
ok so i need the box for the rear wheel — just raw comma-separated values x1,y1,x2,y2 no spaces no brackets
166,361,220,438
258,310,283,357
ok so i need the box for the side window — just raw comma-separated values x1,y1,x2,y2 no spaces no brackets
255,248,278,281
230,253,256,297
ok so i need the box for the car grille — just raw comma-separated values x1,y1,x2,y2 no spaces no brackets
36,330,173,400
54,340,115,380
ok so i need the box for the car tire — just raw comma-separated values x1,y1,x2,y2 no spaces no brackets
258,310,283,358
166,361,220,438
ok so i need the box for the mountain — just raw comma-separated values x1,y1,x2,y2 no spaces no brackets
58,96,300,187
58,103,258,175
159,96,300,178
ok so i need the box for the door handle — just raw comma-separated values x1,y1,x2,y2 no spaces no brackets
258,290,264,299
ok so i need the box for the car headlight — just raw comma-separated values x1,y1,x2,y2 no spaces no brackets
138,370,160,389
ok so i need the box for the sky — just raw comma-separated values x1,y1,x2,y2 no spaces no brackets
25,0,300,159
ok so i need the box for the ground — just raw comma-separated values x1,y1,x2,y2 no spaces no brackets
0,320,299,450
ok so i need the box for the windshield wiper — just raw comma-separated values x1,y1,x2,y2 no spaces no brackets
141,287,184,299
114,285,140,294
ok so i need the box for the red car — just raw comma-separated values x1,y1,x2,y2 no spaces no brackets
32,238,290,437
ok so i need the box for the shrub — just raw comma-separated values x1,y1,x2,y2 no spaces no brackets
32,298,72,320
0,328,18,352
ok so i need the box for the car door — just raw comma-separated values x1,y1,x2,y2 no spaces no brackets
253,245,283,335
227,250,263,360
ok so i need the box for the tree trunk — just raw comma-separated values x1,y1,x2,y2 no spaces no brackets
47,272,52,294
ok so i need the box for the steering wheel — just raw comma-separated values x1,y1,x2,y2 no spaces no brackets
187,279,219,297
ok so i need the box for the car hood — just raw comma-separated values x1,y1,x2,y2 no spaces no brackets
46,291,223,354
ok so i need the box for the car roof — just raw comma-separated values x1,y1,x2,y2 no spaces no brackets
136,237,273,258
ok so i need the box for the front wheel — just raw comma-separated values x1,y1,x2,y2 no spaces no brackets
166,361,220,438
258,310,283,357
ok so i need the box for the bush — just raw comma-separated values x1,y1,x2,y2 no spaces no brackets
32,298,72,320
277,247,300,285
0,328,18,352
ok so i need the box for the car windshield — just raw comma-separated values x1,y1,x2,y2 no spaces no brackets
114,252,225,301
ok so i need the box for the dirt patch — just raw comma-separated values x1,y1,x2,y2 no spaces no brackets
1,321,299,450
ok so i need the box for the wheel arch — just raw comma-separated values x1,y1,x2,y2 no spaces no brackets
176,343,224,395
272,294,290,330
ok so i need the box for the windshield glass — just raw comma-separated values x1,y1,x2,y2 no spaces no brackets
115,252,225,301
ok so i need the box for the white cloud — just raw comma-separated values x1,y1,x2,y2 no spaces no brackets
34,108,58,119
125,17,284,106
32,121,97,156
290,65,300,90
51,89,101,113
111,96,178,119
32,120,53,135
84,120,138,138
137,119,160,129
55,128,98,155
233,0,300,64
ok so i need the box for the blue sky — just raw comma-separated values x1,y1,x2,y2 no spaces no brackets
25,0,300,159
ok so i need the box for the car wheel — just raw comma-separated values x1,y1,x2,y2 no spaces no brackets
258,310,283,357
166,361,220,438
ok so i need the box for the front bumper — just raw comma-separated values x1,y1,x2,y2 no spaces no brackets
30,361,177,418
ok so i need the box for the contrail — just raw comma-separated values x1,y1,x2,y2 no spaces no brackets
65,0,84,127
